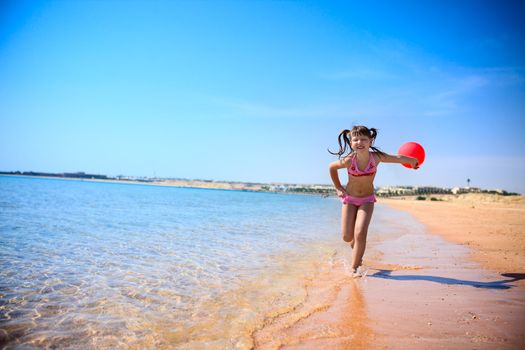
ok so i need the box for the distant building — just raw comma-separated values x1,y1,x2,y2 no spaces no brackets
269,185,288,192
413,186,452,194
376,186,455,196
451,187,481,194
376,186,415,196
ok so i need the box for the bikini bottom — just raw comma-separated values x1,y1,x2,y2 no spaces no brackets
341,194,376,206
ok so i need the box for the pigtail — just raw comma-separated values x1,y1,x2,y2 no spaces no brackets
327,129,352,159
341,130,352,154
367,128,387,160
369,128,378,140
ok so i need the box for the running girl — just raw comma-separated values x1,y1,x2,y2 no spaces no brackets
328,126,419,277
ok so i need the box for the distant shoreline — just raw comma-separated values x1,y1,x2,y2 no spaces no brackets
0,173,335,198
0,173,265,191
2,173,521,198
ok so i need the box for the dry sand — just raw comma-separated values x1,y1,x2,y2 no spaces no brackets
381,194,525,277
254,194,525,349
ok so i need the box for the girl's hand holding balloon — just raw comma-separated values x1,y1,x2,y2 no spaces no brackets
398,142,425,169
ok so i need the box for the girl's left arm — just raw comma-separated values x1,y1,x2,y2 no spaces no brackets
376,153,419,169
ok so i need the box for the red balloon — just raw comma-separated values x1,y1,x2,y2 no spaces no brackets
398,142,425,168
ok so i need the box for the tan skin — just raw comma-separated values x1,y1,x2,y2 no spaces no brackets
328,134,419,271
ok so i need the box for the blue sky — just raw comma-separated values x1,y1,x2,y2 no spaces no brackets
1,0,524,193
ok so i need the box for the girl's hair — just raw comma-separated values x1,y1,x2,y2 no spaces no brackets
328,125,386,159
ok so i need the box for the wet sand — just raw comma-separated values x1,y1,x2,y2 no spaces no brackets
253,195,525,349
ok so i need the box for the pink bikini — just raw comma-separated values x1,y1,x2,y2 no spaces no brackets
341,152,377,206
341,193,376,206
347,152,377,177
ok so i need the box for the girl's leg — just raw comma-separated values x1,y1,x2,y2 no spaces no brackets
341,203,358,243
351,202,374,270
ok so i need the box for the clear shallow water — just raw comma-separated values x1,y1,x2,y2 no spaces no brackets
0,176,348,349
0,176,435,349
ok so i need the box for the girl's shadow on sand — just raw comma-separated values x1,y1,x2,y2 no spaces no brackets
369,271,525,290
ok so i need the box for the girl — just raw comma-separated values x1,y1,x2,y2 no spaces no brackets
328,126,419,277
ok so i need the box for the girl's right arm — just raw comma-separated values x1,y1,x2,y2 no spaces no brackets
328,156,352,198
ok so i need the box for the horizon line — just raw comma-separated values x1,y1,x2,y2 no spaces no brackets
0,170,520,194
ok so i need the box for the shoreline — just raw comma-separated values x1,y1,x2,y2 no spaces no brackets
0,174,330,198
254,196,525,349
0,173,265,191
2,174,523,200
379,194,525,280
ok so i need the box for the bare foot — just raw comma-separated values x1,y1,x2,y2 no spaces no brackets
351,266,368,278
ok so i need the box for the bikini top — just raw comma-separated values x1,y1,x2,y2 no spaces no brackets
348,152,377,177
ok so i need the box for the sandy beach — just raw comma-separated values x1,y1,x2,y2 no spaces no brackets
382,194,525,279
254,194,525,349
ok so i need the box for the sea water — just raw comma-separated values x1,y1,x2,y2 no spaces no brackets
0,176,431,349
0,176,352,349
